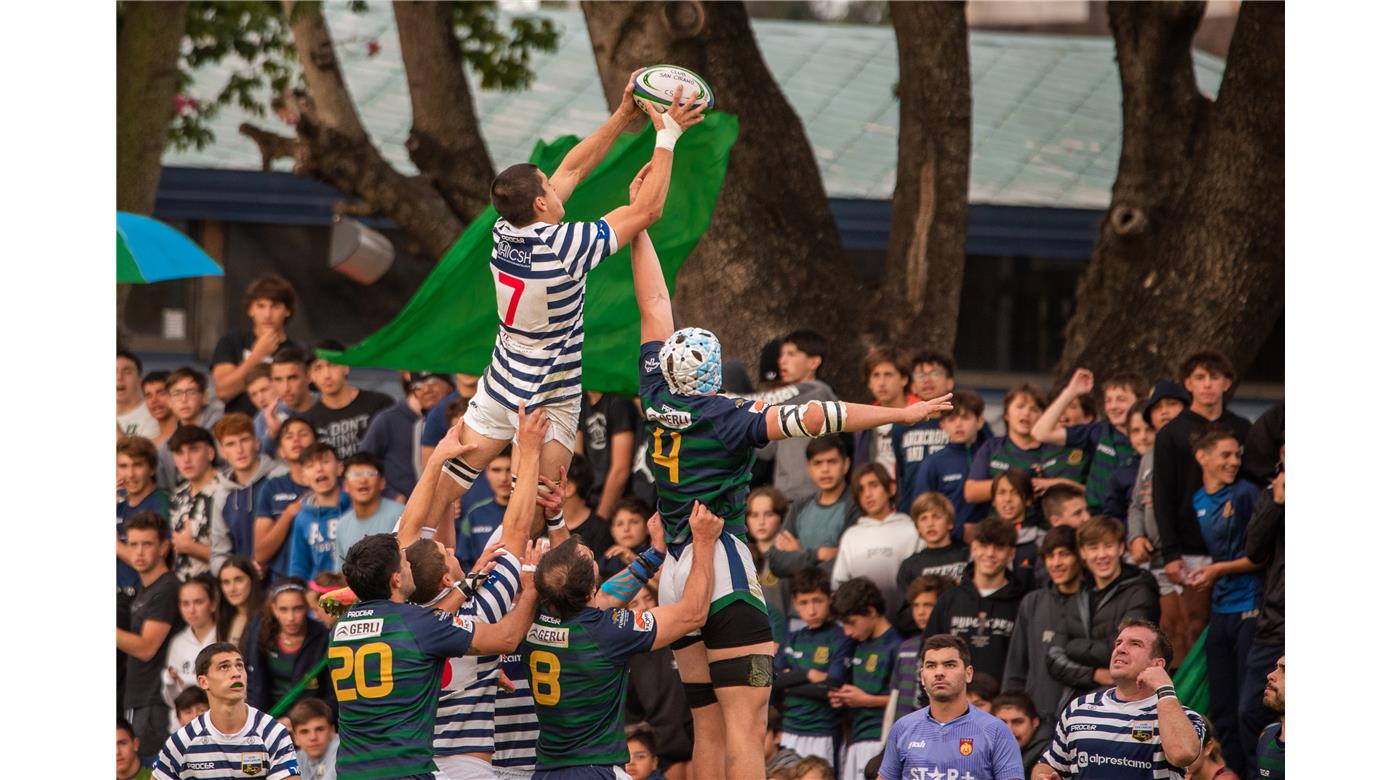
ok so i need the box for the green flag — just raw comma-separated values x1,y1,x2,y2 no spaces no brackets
324,113,738,396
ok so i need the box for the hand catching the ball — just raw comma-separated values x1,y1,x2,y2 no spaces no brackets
640,85,707,137
615,67,646,122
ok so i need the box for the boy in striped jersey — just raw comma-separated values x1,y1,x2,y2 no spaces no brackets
627,173,954,778
154,642,299,780
428,77,709,541
1032,619,1205,780
966,385,1081,513
772,568,855,765
1032,369,1147,514
830,577,903,780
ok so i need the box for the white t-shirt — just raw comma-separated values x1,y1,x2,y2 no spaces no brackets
118,403,160,440
830,513,921,613
163,624,217,731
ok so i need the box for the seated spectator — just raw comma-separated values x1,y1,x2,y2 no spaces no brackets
921,517,1028,687
980,468,1042,574
306,572,348,628
1102,399,1154,520
968,671,1001,711
965,385,1078,511
334,453,404,569
903,389,986,531
116,718,152,780
831,463,918,615
173,685,210,729
169,425,227,581
887,574,956,723
579,391,639,519
288,698,340,780
1188,717,1243,780
118,436,171,604
303,340,394,460
894,491,970,633
254,417,317,581
245,578,335,714
117,511,185,762
754,329,838,502
119,348,159,439
602,497,652,580
624,586,693,777
767,437,859,593
851,347,911,477
992,691,1050,777
362,371,452,499
774,568,854,765
162,575,219,732
287,442,351,580
211,273,299,416
553,455,614,561
763,705,802,775
830,577,901,780
455,447,512,569
889,350,959,508
210,413,289,572
255,347,319,451
1125,380,1190,655
216,556,264,647
623,724,666,780
746,486,792,642
1002,525,1080,737
1046,516,1160,699
141,369,178,447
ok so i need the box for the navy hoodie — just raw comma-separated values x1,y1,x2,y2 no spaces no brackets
361,398,423,499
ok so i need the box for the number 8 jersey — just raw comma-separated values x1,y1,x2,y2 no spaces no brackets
329,600,477,780
483,217,619,412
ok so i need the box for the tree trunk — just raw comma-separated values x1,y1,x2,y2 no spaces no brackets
579,1,873,396
393,1,495,222
1055,1,1282,382
116,0,188,214
880,1,971,355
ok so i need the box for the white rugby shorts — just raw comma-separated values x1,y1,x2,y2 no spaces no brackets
463,377,579,452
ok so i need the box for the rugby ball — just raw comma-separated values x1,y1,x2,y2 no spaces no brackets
632,65,716,113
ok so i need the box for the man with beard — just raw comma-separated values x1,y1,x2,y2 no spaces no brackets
1256,656,1284,778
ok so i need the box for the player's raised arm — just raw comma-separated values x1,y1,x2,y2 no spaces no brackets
500,402,549,557
397,420,475,548
549,69,643,204
602,89,706,249
596,511,668,609
762,394,956,442
646,502,721,650
630,197,674,343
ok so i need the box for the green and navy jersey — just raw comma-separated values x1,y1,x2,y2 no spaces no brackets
1065,420,1136,512
971,434,1083,482
847,626,903,741
776,622,855,736
525,606,658,769
330,599,476,780
639,341,771,546
1256,722,1284,778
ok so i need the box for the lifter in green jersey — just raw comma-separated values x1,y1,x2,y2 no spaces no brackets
624,167,955,780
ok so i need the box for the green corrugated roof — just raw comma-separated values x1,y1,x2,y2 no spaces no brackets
163,5,1224,208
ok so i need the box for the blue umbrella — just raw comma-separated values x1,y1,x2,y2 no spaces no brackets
117,211,224,283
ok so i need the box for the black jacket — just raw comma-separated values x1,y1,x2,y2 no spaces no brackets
1245,489,1284,646
1046,563,1160,697
244,614,336,716
1242,403,1284,488
626,647,694,761
1152,408,1252,562
923,568,1030,686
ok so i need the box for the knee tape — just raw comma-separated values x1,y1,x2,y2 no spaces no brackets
683,681,718,709
709,654,774,688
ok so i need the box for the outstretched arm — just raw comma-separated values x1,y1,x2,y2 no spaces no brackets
1032,368,1094,447
631,223,674,343
763,394,955,442
550,70,644,204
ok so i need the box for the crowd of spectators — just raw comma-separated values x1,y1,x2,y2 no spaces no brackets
116,274,1284,780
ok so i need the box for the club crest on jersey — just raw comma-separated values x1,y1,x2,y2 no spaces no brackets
645,358,661,373
864,653,879,673
1223,501,1234,518
1130,719,1155,742
959,738,974,756
814,646,829,664
1067,449,1084,465
240,753,264,776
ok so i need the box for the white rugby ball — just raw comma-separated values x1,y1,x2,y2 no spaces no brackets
632,64,716,113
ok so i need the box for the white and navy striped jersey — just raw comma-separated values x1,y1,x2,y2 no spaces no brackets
153,706,297,779
1042,689,1206,779
482,217,618,411
433,548,522,757
492,647,538,773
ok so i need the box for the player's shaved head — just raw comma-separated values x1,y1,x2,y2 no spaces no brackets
535,537,597,619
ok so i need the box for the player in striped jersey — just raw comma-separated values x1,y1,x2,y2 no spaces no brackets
153,642,299,780
626,191,955,779
1032,618,1205,780
426,77,709,543
1032,369,1147,513
525,500,725,778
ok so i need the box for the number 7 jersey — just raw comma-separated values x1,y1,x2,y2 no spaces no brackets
329,599,477,780
484,217,619,411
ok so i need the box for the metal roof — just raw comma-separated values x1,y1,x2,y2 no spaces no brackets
163,5,1224,209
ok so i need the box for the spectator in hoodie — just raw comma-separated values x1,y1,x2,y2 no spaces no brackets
981,468,1041,575
245,578,335,714
1240,447,1284,771
966,385,1078,514
362,371,452,500
286,442,352,580
216,556,263,647
851,347,911,477
831,463,920,615
142,369,179,447
209,413,289,572
889,351,958,502
1101,399,1153,521
830,577,902,780
1046,516,1160,699
303,340,395,460
764,706,803,776
254,416,317,581
169,425,226,581
334,453,404,569
903,389,987,531
1152,350,1252,651
1002,525,1080,737
1187,424,1262,772
886,574,957,724
1125,380,1190,654
921,517,1028,687
119,349,159,439
288,697,339,780
992,691,1050,779
211,274,298,417
768,437,860,596
1034,370,1147,513
602,497,653,580
893,492,969,633
255,347,318,451
754,329,840,502
774,568,855,765
747,486,792,642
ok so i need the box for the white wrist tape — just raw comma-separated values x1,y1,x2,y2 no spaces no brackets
655,111,682,151
776,401,848,438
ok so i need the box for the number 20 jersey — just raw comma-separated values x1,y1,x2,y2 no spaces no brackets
639,340,771,546
483,217,619,411
329,600,476,780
